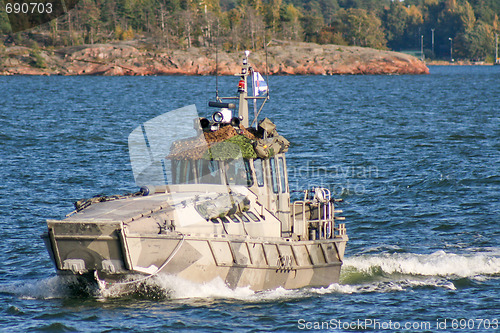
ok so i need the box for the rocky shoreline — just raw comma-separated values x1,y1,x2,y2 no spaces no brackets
0,40,429,76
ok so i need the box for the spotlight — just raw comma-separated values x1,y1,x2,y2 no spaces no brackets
213,112,223,123
230,117,240,127
212,108,232,123
200,118,210,129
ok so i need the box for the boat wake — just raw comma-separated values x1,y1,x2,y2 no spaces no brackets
1,275,96,300
4,250,499,301
339,250,500,292
343,250,500,280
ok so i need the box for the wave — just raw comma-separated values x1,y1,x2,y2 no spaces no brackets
0,276,87,300
342,250,500,281
151,275,461,298
3,275,458,301
116,275,457,299
4,250,498,301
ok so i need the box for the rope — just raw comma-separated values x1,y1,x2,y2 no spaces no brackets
100,233,185,287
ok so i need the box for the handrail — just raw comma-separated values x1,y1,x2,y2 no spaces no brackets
291,188,346,240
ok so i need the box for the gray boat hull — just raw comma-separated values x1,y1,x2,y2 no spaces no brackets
43,220,347,291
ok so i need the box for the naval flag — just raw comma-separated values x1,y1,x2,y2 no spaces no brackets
252,72,268,96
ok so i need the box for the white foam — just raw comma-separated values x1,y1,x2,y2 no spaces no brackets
135,274,457,299
4,273,459,301
2,276,76,299
146,276,328,300
310,283,360,294
7,250,497,301
308,278,456,295
344,250,500,279
151,275,255,299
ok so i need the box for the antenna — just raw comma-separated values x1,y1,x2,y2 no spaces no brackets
215,37,219,100
265,36,270,98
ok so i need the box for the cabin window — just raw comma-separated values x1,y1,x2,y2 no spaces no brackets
172,160,196,184
187,160,196,184
171,159,253,186
278,157,287,193
269,158,279,194
197,159,221,184
172,159,222,185
172,160,179,183
236,212,250,223
225,159,254,187
254,159,264,187
228,215,240,223
220,216,230,223
244,159,254,187
210,218,220,224
246,211,261,222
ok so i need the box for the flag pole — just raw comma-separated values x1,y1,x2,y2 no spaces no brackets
265,35,270,99
251,68,258,128
215,37,219,100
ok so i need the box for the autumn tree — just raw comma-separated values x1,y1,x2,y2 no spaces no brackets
331,8,387,49
280,4,302,41
2,0,499,60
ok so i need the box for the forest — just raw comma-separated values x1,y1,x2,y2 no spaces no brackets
1,0,499,61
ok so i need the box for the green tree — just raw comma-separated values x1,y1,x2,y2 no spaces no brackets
459,1,476,32
4,0,500,59
455,20,494,60
302,0,339,24
300,12,324,43
265,0,282,34
0,10,11,33
338,0,390,11
79,0,101,44
383,1,409,50
332,8,386,49
469,0,500,25
280,4,302,40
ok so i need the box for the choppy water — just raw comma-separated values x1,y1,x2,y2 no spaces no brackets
1,66,499,332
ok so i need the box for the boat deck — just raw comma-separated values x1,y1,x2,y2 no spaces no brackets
55,194,171,223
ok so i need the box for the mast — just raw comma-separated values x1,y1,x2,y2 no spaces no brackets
237,51,251,127
211,50,268,127
215,39,219,99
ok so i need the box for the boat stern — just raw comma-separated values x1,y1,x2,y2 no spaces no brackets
43,220,130,277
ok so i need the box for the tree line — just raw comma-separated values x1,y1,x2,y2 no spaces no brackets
1,0,499,61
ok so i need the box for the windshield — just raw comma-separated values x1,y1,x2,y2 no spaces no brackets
128,105,253,188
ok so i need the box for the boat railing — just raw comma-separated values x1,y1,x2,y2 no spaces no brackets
291,188,346,241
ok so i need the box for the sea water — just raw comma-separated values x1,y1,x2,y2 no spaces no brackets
0,66,499,332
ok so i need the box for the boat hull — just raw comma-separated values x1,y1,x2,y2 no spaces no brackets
43,221,347,291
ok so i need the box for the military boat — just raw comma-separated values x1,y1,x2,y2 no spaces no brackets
42,51,348,291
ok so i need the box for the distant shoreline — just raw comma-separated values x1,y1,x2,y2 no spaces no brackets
426,61,497,66
1,40,429,76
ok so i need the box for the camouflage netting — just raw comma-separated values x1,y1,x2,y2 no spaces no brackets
167,135,208,160
203,135,257,160
168,124,255,160
167,119,290,160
